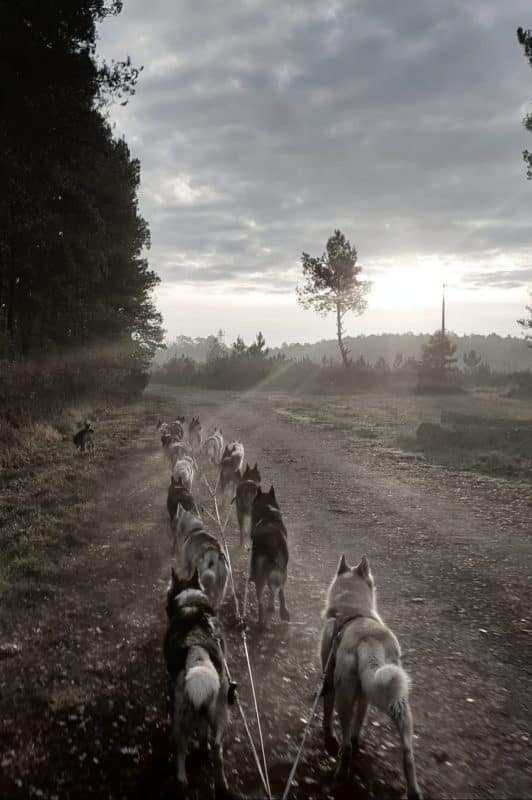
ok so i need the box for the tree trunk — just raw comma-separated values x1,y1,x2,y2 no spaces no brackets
336,302,350,368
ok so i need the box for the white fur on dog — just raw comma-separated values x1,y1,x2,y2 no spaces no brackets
172,456,194,490
185,645,220,709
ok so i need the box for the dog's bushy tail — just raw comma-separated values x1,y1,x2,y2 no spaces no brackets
185,646,219,709
358,642,410,712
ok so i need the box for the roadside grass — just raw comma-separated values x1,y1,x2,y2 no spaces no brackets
0,397,170,602
276,387,532,482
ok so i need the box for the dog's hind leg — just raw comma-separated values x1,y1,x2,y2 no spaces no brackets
320,623,338,755
278,587,290,621
212,730,229,796
334,668,357,780
389,699,422,800
173,730,188,795
350,693,368,749
266,583,275,615
255,576,266,628
322,690,338,756
210,693,229,797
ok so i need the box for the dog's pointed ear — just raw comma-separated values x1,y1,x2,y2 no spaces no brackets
190,568,201,589
254,462,258,470
355,555,370,578
170,566,179,587
171,475,175,486
268,485,276,500
337,554,349,575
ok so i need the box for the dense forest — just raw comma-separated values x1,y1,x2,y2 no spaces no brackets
0,1,163,407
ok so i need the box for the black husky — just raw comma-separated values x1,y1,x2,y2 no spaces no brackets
73,422,95,455
250,485,290,627
164,568,230,796
167,475,198,530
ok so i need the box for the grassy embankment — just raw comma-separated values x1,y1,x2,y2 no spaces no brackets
0,397,170,602
276,388,532,481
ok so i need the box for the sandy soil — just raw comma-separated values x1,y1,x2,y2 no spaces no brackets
1,388,530,800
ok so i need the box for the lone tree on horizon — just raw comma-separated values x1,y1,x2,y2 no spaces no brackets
296,229,370,367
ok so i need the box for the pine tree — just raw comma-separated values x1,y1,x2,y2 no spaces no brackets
517,294,532,347
297,230,370,367
419,330,457,383
517,27,532,178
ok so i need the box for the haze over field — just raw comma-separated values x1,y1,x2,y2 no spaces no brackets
98,1,532,345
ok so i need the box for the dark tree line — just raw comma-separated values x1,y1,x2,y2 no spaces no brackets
0,1,162,381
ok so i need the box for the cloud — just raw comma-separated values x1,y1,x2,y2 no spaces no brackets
463,266,532,289
97,0,532,301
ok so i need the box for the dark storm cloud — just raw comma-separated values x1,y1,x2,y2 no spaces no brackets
98,0,532,292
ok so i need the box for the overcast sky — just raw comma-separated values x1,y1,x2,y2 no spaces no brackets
98,0,532,345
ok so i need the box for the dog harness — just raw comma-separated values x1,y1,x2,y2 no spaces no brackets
321,613,367,696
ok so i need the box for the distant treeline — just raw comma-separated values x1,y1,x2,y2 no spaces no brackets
156,332,531,373
152,332,532,395
1,2,163,407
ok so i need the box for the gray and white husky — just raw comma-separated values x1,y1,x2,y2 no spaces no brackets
164,568,230,796
174,506,228,612
320,554,422,800
204,428,224,465
219,441,245,502
165,439,190,471
188,416,203,456
172,455,195,492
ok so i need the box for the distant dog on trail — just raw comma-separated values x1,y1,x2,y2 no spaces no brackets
167,476,198,532
189,416,203,455
164,568,230,796
172,455,194,492
73,422,95,456
174,506,228,612
233,463,261,548
204,428,224,465
219,441,245,502
320,554,422,799
250,485,290,627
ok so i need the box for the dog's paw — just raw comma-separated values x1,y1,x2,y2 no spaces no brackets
324,734,339,757
333,748,352,782
280,608,291,622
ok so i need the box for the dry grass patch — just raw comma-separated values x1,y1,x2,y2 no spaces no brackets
277,388,532,482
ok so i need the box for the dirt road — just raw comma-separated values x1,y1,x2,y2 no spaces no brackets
1,388,530,800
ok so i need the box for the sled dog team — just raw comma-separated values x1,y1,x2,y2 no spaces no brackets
157,416,422,800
